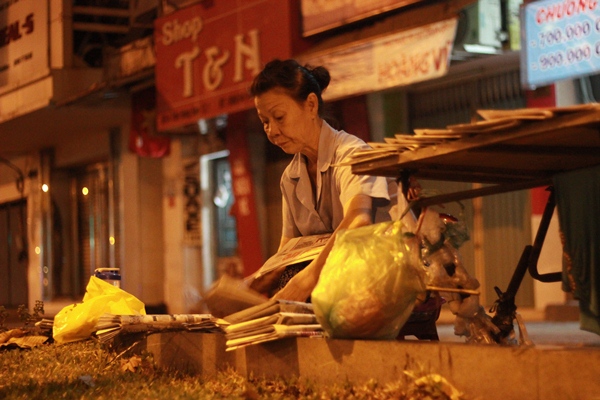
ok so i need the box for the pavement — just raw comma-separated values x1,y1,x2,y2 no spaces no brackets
436,307,600,347
145,322,600,400
437,319,600,347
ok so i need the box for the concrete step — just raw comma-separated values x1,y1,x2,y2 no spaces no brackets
144,331,600,400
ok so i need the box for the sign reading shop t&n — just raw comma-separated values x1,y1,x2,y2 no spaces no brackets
154,0,308,132
521,0,600,88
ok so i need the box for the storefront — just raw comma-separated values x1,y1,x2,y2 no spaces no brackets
0,0,154,311
150,0,486,313
1,0,575,316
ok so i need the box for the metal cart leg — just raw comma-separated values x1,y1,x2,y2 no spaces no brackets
490,186,562,341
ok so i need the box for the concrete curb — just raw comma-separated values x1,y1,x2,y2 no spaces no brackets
145,331,600,400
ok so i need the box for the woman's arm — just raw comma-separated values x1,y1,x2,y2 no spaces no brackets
272,194,373,301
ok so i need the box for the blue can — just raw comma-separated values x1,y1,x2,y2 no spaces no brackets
94,268,121,288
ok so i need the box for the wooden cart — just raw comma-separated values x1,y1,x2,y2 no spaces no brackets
351,106,600,340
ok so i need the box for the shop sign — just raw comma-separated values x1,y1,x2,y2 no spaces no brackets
301,0,425,36
300,18,458,100
0,0,49,96
521,0,600,88
154,0,301,132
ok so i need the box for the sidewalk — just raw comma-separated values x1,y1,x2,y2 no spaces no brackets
436,305,600,347
146,328,600,400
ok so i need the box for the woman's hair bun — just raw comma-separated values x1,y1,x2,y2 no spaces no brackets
305,65,331,92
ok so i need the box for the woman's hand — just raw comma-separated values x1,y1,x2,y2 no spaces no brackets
271,194,374,302
271,263,319,302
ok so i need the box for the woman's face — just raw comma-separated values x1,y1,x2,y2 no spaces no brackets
254,88,317,155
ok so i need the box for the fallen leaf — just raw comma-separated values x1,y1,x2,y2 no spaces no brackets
0,329,26,345
120,355,142,373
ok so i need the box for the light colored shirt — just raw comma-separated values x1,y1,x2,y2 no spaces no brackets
280,121,400,238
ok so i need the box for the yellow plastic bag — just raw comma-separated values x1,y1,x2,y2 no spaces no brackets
311,221,426,340
53,276,146,344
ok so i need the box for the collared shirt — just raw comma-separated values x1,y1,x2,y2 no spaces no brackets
280,121,399,238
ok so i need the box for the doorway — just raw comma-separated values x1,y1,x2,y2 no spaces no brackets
51,163,113,297
0,199,28,307
200,150,242,290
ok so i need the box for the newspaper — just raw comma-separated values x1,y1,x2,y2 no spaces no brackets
224,299,314,324
254,233,330,278
225,312,318,340
204,234,329,317
93,313,227,343
203,274,269,318
245,233,331,294
222,300,321,350
225,324,324,351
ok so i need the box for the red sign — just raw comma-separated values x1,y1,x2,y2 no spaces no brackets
154,0,307,132
129,87,171,158
226,112,264,276
526,84,556,215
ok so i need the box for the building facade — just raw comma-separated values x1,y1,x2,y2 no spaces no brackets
0,0,579,316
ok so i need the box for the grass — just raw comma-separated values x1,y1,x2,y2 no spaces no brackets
0,338,467,399
0,304,466,399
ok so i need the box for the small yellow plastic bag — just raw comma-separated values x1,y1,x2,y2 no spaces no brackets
53,276,146,344
311,221,426,340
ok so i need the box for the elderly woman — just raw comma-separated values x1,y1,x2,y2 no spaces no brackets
250,59,413,302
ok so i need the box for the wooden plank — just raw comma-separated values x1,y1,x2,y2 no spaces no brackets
351,109,600,183
415,178,552,207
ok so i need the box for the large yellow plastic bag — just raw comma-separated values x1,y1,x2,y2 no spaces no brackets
53,276,146,344
311,221,426,340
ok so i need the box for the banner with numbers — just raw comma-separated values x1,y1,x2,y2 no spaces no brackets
521,0,600,88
